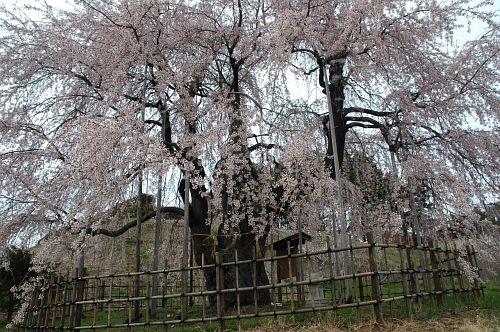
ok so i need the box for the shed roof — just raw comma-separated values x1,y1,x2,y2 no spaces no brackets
272,231,312,250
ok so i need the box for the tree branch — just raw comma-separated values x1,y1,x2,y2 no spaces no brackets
144,119,162,127
344,107,395,117
87,206,183,237
346,122,379,129
248,142,281,152
345,116,384,129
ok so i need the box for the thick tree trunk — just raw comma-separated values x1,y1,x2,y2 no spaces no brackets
217,224,271,307
178,178,216,303
179,177,272,307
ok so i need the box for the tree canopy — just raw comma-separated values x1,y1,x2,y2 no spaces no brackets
0,0,498,272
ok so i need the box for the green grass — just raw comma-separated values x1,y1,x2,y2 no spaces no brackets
476,278,500,322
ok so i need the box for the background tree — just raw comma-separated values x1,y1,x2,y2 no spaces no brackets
0,247,35,321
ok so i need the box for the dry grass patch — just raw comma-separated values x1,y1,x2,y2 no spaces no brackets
244,309,499,332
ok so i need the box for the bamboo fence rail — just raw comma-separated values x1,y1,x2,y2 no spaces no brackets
16,232,483,331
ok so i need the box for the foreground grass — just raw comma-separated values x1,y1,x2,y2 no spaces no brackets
247,313,498,332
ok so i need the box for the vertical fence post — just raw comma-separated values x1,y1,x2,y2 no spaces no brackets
235,249,241,330
216,252,224,332
45,275,55,329
252,245,258,313
41,278,49,329
382,237,392,315
99,279,105,311
349,235,356,304
43,277,50,329
409,241,422,307
75,267,86,328
367,232,384,326
200,253,206,322
326,236,337,307
405,238,416,301
107,277,113,328
91,277,97,327
305,242,316,309
465,245,481,296
452,242,465,293
397,237,412,318
145,276,150,324
287,241,295,309
68,272,78,329
470,245,484,296
181,170,190,322
358,275,364,302
270,247,276,315
443,241,456,296
428,239,443,305
127,274,133,324
51,275,60,328
422,243,432,296
26,287,37,328
59,274,69,329
36,278,48,329
162,270,168,330
189,243,194,307
434,242,446,296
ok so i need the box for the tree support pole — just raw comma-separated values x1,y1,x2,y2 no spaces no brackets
323,60,352,301
134,64,148,322
134,172,143,322
181,171,190,321
367,232,384,327
151,174,162,317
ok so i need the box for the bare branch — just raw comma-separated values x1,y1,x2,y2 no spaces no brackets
345,116,384,129
86,206,184,237
344,107,395,117
248,142,281,152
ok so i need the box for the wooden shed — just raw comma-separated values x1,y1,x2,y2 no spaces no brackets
271,231,312,302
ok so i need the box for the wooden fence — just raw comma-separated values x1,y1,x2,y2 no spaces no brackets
16,232,483,331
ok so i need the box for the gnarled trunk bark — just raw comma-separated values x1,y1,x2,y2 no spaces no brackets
217,223,271,307
179,178,272,307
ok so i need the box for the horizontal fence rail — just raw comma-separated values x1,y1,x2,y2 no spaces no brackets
16,233,483,331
